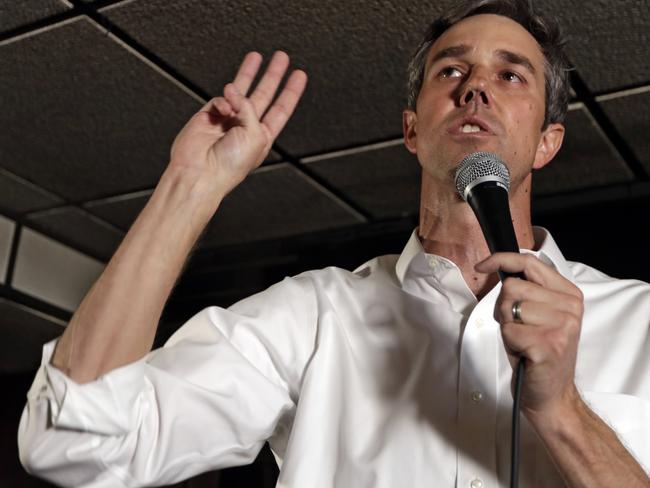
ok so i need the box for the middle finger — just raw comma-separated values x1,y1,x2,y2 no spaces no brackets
249,51,291,118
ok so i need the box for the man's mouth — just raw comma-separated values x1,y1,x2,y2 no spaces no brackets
460,123,484,134
449,117,494,135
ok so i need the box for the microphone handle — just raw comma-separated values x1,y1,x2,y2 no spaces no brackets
465,179,527,488
466,181,525,282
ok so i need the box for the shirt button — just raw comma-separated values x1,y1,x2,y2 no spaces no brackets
475,318,484,328
471,391,483,403
470,478,483,488
427,256,438,268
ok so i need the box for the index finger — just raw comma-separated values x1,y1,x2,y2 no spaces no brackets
475,253,579,296
232,52,264,96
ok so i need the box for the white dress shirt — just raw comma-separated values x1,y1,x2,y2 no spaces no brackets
18,227,650,487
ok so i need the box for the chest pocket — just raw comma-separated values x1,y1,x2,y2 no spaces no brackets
581,391,650,471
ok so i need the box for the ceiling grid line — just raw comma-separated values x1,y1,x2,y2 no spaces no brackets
2,223,22,288
0,11,80,45
0,0,131,44
570,70,649,181
0,285,72,323
269,147,374,222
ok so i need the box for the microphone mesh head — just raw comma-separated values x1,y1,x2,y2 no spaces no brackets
454,151,510,201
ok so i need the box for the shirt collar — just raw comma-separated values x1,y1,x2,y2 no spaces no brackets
396,226,574,288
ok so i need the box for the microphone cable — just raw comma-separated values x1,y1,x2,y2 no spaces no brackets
510,357,525,488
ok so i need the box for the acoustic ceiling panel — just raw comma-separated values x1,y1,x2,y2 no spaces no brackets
265,150,283,164
199,164,365,247
0,16,201,202
13,227,104,311
0,298,66,373
0,168,64,215
84,190,152,231
0,215,15,284
83,164,365,248
533,105,633,195
304,141,421,219
101,0,457,157
26,206,124,261
598,89,650,175
544,0,649,94
0,0,69,34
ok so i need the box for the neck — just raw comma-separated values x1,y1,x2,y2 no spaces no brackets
418,172,536,298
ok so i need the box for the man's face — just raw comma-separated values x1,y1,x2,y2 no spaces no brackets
403,14,564,189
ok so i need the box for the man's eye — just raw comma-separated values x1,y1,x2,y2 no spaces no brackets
439,66,463,78
501,71,523,83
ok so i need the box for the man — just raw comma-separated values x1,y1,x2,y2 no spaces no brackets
18,1,650,487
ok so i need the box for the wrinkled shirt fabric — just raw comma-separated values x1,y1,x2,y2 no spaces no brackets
18,228,650,487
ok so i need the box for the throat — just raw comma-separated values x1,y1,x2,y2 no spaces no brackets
465,268,500,299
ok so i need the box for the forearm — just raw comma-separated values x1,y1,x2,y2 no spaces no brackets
51,166,221,383
528,390,650,487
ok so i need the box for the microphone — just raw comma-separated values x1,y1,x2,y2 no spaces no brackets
454,151,523,281
455,151,525,488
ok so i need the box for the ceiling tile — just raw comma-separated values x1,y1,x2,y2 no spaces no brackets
0,298,66,373
265,150,283,164
84,190,152,231
26,206,124,261
13,227,104,311
201,164,364,247
0,17,201,201
533,105,634,195
0,168,64,215
83,164,365,248
543,0,649,93
304,141,420,219
0,0,69,34
101,0,457,156
0,215,15,284
598,89,650,175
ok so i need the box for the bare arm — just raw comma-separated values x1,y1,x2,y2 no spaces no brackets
477,254,650,487
528,388,650,487
51,51,307,384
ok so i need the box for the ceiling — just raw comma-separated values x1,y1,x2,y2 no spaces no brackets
1,0,649,370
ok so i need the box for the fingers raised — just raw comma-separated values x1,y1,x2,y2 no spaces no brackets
262,68,308,140
201,51,307,143
249,51,291,118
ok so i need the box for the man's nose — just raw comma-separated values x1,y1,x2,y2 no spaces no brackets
459,70,490,107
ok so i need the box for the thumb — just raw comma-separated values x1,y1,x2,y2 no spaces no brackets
223,83,259,127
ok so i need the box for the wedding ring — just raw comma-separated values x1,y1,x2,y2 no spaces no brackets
512,300,523,324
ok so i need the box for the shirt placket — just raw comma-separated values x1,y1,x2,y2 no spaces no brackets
456,293,500,488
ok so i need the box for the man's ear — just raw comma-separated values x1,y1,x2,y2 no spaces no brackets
533,122,565,170
403,109,418,155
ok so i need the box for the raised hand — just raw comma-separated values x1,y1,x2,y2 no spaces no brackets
170,51,307,201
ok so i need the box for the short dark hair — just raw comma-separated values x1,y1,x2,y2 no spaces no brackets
406,0,571,129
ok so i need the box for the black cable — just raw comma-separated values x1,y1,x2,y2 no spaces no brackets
510,357,526,488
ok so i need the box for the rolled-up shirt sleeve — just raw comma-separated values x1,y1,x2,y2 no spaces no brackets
18,274,318,487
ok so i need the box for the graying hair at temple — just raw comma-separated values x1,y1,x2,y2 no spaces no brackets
406,0,571,129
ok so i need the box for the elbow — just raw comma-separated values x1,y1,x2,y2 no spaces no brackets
18,403,52,477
